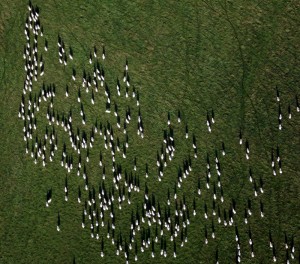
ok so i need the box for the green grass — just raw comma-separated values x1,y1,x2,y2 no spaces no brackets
0,0,300,263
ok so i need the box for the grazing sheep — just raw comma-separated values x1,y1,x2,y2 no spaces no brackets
89,52,93,64
57,211,61,231
101,237,104,257
239,129,243,145
102,46,105,60
65,85,69,98
245,139,250,160
185,124,188,139
278,103,282,130
272,245,277,262
64,176,68,201
46,189,52,207
211,109,215,123
69,47,73,60
211,220,215,239
207,111,211,132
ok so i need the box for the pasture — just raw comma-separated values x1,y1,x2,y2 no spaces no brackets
0,0,300,263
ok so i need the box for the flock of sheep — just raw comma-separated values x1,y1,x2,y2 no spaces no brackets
18,2,299,263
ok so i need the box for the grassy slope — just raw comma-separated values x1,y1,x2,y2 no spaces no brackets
0,0,300,263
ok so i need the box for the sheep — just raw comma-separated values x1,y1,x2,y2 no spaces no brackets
123,85,128,99
90,217,95,238
271,148,275,168
136,90,140,106
64,176,68,201
251,243,255,258
46,189,52,207
57,211,61,231
276,145,281,162
163,237,167,257
211,220,215,239
91,45,97,58
288,104,292,119
253,180,258,197
192,134,197,149
269,230,273,248
245,139,250,160
276,86,280,102
272,246,277,262
81,209,85,228
102,165,106,180
111,228,115,245
58,35,63,47
23,45,27,60
66,46,73,60
212,200,216,216
290,236,295,259
143,163,149,179
223,209,227,226
278,159,282,174
126,73,130,87
39,54,43,67
235,226,240,242
213,183,217,200
28,0,32,11
283,232,289,250
249,168,253,183
259,176,264,194
134,157,137,171
206,170,210,189
82,113,86,125
106,101,111,113
63,49,68,66
177,110,181,123
167,112,171,126
211,109,215,123
91,89,95,104
204,203,208,219
202,225,208,245
86,148,90,163
197,176,201,195
116,78,121,96
248,227,253,245
285,250,290,264
239,129,243,145
89,52,93,64
76,88,81,103
102,46,105,60
65,85,69,98
43,38,48,51
87,74,92,90
236,247,241,263
70,68,76,82
278,103,282,130
172,241,176,258
132,86,136,98
221,142,226,156
247,199,252,216
100,68,105,86
207,111,211,132
122,58,128,72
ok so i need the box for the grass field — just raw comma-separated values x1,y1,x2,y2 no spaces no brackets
0,0,300,263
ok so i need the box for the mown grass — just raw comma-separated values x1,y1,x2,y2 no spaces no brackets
0,0,300,263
